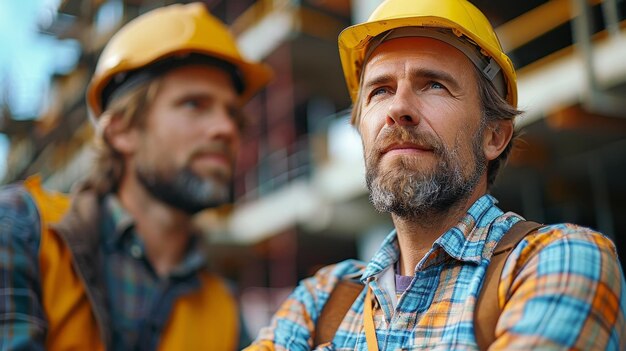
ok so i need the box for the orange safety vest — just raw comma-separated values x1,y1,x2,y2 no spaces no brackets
24,176,239,350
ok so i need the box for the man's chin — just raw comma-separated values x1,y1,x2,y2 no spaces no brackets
376,157,436,176
189,161,232,179
143,172,231,213
374,168,436,187
184,164,228,183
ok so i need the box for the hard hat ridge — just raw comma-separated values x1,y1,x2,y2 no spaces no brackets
101,53,244,112
338,0,517,107
87,2,273,119
361,27,507,98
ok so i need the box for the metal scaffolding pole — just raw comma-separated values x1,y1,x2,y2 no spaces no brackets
571,0,626,117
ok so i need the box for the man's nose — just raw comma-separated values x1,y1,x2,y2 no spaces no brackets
386,87,420,127
204,107,239,140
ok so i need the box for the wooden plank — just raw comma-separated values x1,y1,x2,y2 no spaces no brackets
496,0,603,52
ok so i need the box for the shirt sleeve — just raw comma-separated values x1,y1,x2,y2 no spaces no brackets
493,223,626,350
0,185,47,351
244,259,365,351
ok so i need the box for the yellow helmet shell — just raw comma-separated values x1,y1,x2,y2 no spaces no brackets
338,0,517,107
87,3,273,118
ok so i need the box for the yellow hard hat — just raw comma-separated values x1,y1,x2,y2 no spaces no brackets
87,2,273,118
338,0,517,107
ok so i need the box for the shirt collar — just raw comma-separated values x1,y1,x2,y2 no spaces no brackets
361,229,400,282
101,194,209,278
361,194,503,282
103,194,135,248
169,235,210,279
433,194,503,262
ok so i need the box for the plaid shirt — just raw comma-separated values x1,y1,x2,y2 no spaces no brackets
101,195,209,351
0,184,45,351
248,194,626,350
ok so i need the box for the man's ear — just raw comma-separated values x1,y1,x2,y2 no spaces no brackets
104,114,139,156
483,119,514,161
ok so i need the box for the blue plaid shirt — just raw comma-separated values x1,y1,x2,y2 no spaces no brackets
247,194,626,350
0,184,45,350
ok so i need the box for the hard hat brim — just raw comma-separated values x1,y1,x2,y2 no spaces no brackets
86,50,273,118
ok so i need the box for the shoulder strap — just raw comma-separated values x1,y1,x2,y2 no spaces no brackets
313,279,363,347
474,220,543,350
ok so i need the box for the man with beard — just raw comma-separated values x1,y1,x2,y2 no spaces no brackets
0,3,271,350
246,0,626,350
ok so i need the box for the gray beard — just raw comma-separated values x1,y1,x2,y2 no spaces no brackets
365,129,486,221
136,165,231,215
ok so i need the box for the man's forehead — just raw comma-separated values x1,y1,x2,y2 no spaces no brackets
161,65,238,95
163,64,234,82
362,37,472,79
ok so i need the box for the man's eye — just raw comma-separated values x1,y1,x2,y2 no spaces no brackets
430,82,445,89
370,87,389,98
182,99,202,109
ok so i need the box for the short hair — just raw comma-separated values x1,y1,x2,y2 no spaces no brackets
350,60,521,188
474,65,522,187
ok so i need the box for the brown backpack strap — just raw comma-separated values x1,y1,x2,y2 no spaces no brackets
314,279,363,347
474,220,543,350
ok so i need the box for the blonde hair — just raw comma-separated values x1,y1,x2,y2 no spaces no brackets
87,79,162,195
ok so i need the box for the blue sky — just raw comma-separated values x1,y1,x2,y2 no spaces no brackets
0,0,80,179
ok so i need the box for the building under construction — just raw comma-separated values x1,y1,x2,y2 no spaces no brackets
1,0,625,337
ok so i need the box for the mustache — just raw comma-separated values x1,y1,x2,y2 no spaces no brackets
373,127,444,157
190,142,235,161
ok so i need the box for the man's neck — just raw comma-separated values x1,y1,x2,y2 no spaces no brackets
117,176,194,277
393,187,487,277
